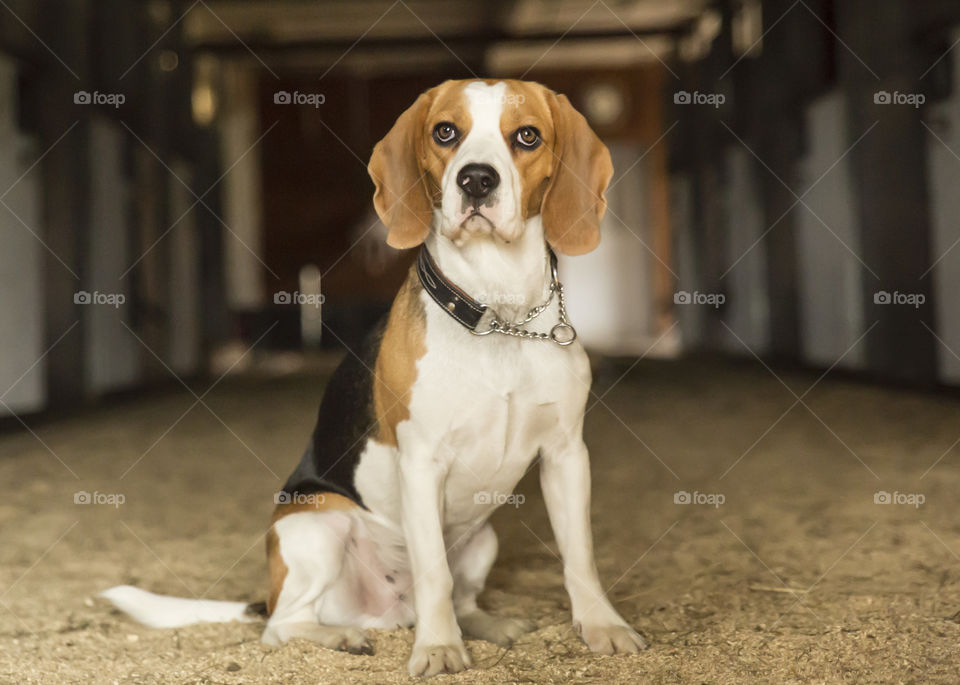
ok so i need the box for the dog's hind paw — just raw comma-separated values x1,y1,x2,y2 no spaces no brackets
262,622,373,654
458,610,536,646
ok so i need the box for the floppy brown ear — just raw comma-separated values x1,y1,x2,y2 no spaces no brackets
541,93,613,256
368,92,434,249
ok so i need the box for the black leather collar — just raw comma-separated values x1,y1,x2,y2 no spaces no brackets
417,246,488,330
417,246,560,333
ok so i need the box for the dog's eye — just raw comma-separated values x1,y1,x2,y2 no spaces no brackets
433,122,459,145
514,126,541,150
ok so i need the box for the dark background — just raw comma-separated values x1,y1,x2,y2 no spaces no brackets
1,0,959,420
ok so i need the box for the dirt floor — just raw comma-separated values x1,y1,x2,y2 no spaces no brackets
1,354,960,684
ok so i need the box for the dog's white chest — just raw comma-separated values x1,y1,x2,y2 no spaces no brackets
410,300,590,529
438,384,551,527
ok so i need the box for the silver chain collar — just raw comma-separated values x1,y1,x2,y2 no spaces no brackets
470,253,577,346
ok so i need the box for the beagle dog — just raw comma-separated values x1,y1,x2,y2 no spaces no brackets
103,79,646,677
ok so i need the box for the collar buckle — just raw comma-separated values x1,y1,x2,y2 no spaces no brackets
469,308,500,336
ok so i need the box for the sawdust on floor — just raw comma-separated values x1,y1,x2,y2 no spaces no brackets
1,356,959,684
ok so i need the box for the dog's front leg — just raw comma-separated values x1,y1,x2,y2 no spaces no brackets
540,433,648,655
399,441,471,677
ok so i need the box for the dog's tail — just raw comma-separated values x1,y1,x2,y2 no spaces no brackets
100,585,267,629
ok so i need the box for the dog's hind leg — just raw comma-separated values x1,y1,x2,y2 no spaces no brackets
262,496,372,654
451,523,537,647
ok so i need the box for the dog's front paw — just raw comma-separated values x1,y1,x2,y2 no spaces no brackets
407,642,472,677
575,621,648,655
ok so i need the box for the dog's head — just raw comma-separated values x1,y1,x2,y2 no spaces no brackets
368,80,613,255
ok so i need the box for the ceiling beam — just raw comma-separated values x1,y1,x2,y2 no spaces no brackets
189,22,694,56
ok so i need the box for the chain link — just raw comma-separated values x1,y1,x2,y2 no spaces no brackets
476,280,577,346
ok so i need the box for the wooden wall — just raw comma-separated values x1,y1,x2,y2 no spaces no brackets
0,0,218,414
669,0,960,387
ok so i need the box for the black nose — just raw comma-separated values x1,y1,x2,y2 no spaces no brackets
457,163,500,199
